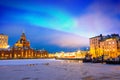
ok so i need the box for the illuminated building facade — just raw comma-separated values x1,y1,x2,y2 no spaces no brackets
0,33,48,59
55,50,87,58
0,34,8,49
14,32,30,48
100,34,120,58
90,34,103,57
90,34,120,58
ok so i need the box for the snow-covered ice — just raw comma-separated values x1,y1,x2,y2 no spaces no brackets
0,59,56,66
0,59,120,80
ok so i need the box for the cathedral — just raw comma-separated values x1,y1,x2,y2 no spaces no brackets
0,33,48,59
14,32,30,48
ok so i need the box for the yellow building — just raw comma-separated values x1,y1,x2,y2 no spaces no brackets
90,34,120,58
90,34,103,57
0,34,8,49
100,35,120,58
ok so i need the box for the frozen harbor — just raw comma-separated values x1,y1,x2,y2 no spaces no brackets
0,59,120,80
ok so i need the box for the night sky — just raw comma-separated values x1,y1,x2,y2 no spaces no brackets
0,0,120,53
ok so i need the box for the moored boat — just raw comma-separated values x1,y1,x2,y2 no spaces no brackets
83,54,92,63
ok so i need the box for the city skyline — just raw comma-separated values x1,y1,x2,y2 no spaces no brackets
0,0,120,52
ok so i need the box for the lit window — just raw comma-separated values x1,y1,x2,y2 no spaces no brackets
113,49,115,51
109,42,111,44
113,42,114,44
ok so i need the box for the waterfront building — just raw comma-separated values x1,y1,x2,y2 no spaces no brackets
0,33,48,59
90,34,120,58
55,50,87,58
35,50,48,58
100,34,120,58
90,34,103,57
0,34,8,49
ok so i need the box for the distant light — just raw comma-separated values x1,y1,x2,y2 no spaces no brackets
7,45,10,48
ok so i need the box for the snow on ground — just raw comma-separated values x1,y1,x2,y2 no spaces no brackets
0,59,120,80
0,59,56,66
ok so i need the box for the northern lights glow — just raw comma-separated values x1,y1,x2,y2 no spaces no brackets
0,0,120,52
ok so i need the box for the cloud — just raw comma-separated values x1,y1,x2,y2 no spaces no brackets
49,33,89,48
1,0,120,49
0,24,89,48
88,0,120,15
73,0,120,37
74,13,114,36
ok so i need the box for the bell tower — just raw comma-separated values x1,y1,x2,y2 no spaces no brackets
20,32,26,41
14,32,30,48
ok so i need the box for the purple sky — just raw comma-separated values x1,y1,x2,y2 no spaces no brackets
0,0,120,52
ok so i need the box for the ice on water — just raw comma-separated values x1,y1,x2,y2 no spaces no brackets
0,59,120,80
